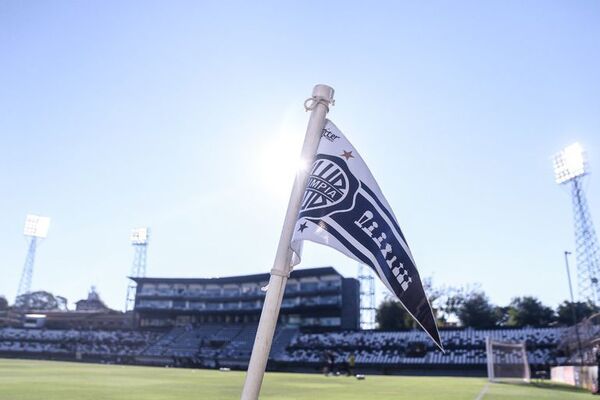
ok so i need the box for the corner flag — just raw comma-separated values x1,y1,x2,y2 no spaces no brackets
291,120,442,350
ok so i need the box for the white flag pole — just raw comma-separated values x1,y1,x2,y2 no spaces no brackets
240,84,334,400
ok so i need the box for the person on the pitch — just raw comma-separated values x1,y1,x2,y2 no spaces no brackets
347,353,356,377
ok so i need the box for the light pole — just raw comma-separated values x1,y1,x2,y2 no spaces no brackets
565,250,584,365
553,143,600,304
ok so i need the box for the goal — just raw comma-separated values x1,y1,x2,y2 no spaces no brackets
486,337,531,382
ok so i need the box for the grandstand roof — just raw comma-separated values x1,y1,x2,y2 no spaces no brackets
130,266,344,285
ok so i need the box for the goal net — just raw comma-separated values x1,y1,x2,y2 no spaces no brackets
486,337,531,382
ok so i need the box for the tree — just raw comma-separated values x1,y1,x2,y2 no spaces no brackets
506,296,555,327
556,301,598,326
422,277,450,326
55,296,69,311
456,292,499,328
422,278,440,318
0,296,8,310
376,278,464,329
426,281,486,327
14,291,68,311
494,306,510,326
376,298,415,330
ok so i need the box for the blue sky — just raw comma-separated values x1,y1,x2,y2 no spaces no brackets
1,1,599,311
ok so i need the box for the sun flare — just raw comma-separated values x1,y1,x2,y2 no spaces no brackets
257,133,307,199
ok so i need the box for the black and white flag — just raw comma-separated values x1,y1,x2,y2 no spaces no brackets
291,120,442,350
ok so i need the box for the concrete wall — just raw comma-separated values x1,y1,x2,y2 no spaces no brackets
551,365,597,392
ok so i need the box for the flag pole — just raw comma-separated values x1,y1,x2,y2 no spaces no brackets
241,84,334,400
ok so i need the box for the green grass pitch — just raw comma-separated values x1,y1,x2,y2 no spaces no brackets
0,358,591,400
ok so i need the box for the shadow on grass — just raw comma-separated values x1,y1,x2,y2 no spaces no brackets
495,380,591,394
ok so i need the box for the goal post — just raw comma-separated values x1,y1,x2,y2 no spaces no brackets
486,337,531,382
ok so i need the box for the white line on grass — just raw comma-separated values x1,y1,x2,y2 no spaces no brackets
474,382,490,400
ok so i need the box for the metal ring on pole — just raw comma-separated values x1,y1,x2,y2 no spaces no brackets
270,268,290,278
304,95,335,112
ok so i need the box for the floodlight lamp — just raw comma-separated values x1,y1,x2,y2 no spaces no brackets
553,142,588,184
130,227,149,245
23,214,51,238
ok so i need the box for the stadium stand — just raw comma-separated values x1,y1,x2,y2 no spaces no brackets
0,325,565,376
273,327,564,375
0,328,161,362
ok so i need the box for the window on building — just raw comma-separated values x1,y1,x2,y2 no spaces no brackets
138,300,171,309
303,296,319,306
223,302,239,310
300,281,319,291
320,295,341,305
205,287,222,297
140,284,156,294
320,277,342,289
241,301,257,309
189,302,205,310
287,280,300,292
281,298,299,308
223,287,240,296
241,285,258,294
320,317,341,326
173,300,186,309
188,284,203,295
301,317,317,326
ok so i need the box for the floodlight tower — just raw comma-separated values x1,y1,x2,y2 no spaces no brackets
553,143,600,304
358,264,376,329
16,215,51,309
125,227,149,312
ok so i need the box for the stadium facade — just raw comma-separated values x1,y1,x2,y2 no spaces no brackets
131,266,360,330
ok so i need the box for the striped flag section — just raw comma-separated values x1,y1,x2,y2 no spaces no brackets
291,120,442,350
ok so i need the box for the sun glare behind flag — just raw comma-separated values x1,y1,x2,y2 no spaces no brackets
291,120,442,350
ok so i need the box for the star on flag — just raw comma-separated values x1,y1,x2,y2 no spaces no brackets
341,150,354,160
298,221,308,232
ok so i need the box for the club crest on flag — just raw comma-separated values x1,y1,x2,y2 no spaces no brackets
300,155,359,219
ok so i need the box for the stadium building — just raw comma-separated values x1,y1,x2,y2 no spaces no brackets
131,266,360,330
